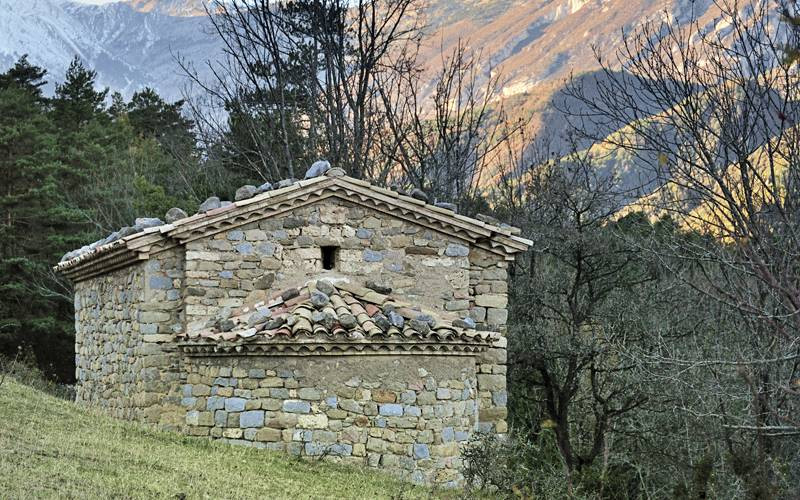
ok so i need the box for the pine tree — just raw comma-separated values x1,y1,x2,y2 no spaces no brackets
126,88,193,141
0,61,76,381
0,54,48,98
52,57,109,131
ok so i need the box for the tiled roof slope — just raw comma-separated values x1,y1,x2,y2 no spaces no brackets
54,169,532,281
178,279,499,356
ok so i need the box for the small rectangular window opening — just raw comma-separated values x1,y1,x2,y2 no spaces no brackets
321,246,338,270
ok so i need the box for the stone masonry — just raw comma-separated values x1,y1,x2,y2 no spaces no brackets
181,356,476,486
58,168,531,485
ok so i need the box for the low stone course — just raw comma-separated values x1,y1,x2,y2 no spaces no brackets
180,355,478,486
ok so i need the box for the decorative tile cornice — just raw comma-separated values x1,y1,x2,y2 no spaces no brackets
178,340,491,357
178,280,500,357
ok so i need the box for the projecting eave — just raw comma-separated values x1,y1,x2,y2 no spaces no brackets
54,173,532,282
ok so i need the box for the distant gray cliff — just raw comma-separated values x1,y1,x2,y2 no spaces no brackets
0,0,221,99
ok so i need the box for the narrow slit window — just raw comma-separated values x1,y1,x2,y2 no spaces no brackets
321,246,338,270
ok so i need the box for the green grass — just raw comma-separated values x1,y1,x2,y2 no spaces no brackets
0,378,456,499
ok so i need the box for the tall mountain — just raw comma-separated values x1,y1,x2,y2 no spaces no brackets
0,0,734,110
420,0,734,140
124,0,211,17
0,0,221,99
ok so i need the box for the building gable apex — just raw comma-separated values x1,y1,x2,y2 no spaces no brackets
55,172,531,281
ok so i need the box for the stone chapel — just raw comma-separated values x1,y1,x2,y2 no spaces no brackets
55,166,531,485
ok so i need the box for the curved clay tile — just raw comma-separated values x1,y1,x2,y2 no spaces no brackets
182,279,498,352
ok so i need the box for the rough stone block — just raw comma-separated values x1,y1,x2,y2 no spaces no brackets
207,396,225,411
297,414,328,429
142,334,173,343
138,311,171,323
492,390,508,407
255,428,282,442
431,442,459,457
413,443,430,460
192,385,211,397
223,428,243,439
379,403,403,416
487,308,509,325
435,388,451,400
298,388,322,401
479,407,508,422
339,399,362,413
404,405,421,417
441,427,455,443
224,397,247,412
469,307,487,322
479,347,507,365
215,410,227,426
399,390,416,404
474,294,508,308
283,400,311,414
185,410,200,425
444,244,469,257
363,249,383,262
266,413,297,429
149,276,173,290
477,374,505,392
372,389,396,403
240,410,265,428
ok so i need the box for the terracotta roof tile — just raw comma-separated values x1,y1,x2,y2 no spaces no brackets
179,279,497,347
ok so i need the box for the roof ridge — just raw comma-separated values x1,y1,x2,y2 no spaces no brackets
55,169,532,278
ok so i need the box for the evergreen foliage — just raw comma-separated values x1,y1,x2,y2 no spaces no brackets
0,56,203,382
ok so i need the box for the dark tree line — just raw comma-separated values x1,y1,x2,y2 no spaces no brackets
0,56,208,382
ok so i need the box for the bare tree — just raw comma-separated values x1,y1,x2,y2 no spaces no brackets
559,0,800,492
377,40,527,211
183,0,423,181
493,140,666,492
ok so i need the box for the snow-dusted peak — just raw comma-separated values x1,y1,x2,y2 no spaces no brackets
124,0,212,17
0,0,221,98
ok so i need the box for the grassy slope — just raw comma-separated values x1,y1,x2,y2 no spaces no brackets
0,379,445,499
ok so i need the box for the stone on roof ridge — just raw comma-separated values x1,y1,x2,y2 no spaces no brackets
56,168,530,274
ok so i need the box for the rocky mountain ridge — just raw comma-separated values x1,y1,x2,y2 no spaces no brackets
1,0,739,102
0,0,220,98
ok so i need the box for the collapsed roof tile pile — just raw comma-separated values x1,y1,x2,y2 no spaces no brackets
179,279,496,347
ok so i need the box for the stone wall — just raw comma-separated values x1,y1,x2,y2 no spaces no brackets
74,262,145,418
72,195,512,482
180,355,478,486
182,199,476,335
468,248,509,434
74,248,185,427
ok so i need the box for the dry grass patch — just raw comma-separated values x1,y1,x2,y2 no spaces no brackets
0,379,461,499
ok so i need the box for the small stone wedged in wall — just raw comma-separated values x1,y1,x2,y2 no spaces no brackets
410,188,428,203
235,185,258,201
198,196,221,213
165,207,188,224
304,160,331,179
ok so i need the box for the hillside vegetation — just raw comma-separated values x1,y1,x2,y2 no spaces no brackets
0,379,442,499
